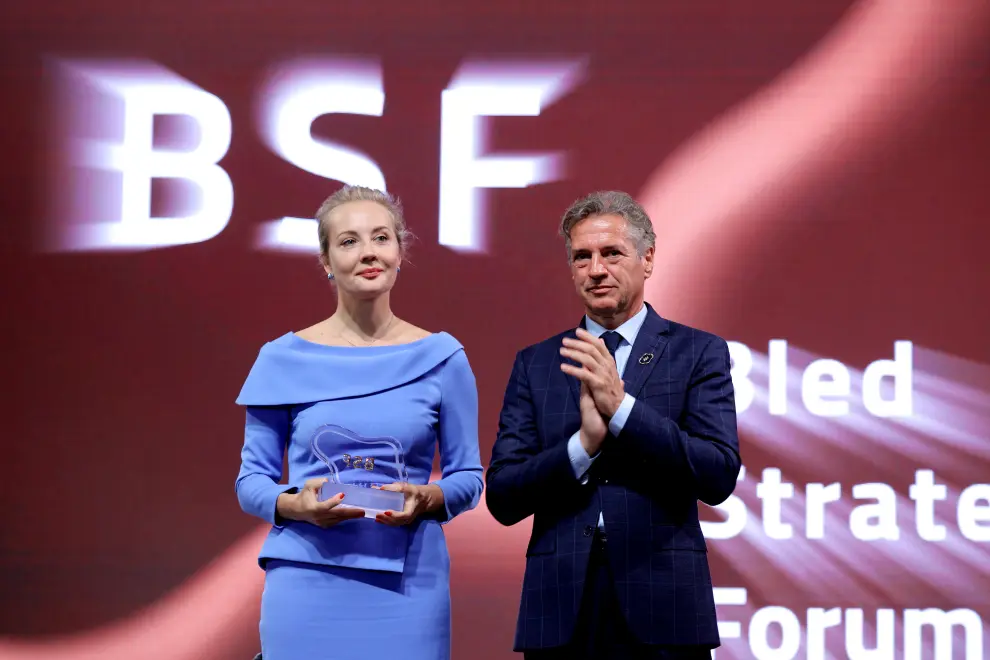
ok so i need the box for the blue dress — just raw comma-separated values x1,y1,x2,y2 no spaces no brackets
234,331,484,660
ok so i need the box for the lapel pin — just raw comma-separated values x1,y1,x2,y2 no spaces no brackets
638,353,654,365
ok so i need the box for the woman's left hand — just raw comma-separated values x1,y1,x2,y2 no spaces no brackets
374,482,444,526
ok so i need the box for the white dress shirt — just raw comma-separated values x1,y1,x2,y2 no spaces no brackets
565,303,648,529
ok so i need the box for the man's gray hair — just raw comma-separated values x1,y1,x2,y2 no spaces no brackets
559,190,656,257
315,185,413,261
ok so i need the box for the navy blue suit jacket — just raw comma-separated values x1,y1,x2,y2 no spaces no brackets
486,304,741,650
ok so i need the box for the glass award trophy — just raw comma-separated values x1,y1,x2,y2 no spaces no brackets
311,424,407,517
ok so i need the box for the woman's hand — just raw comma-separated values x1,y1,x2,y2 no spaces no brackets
276,478,366,528
374,483,444,526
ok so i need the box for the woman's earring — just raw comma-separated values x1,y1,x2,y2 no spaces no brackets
396,267,401,274
327,273,335,280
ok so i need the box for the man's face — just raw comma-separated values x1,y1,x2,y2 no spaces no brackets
568,214,654,323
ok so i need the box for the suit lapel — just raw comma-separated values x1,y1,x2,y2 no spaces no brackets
620,304,670,398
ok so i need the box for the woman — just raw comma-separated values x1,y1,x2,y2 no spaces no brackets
234,185,484,660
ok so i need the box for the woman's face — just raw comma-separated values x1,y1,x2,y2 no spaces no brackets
322,200,402,300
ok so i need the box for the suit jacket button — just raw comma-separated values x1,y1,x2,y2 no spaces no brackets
583,525,594,537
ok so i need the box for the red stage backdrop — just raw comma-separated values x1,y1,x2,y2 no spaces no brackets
2,0,990,658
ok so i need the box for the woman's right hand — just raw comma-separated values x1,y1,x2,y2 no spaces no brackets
276,478,366,528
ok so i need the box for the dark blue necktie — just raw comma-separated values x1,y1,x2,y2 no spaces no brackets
601,331,622,364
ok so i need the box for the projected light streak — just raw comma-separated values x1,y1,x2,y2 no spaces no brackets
913,354,990,411
743,384,956,475
914,349,990,410
911,375,989,444
916,374,990,416
897,350,990,462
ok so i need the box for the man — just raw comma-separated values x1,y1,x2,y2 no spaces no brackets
486,191,741,660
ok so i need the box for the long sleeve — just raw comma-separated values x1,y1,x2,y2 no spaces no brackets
486,351,585,527
234,405,297,526
427,349,485,523
567,431,595,481
607,393,636,436
618,337,741,506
